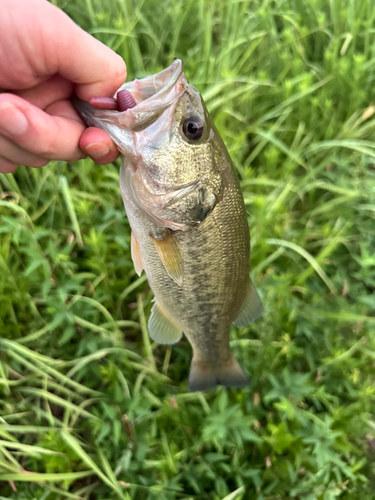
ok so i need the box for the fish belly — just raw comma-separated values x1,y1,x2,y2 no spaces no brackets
124,159,250,366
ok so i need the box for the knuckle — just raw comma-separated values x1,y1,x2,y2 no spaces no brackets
30,158,49,168
38,140,56,159
64,149,87,163
0,158,18,173
34,129,59,158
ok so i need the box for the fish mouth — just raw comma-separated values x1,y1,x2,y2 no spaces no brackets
73,59,187,140
118,59,184,106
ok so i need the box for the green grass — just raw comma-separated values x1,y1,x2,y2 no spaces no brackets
1,0,375,498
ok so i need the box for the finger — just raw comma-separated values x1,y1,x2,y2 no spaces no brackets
14,78,120,163
45,98,85,126
0,135,49,168
0,157,18,174
29,0,126,99
80,127,120,165
46,101,119,163
52,19,127,99
14,75,74,110
0,94,86,162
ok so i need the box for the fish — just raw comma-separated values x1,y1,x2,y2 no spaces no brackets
73,60,262,391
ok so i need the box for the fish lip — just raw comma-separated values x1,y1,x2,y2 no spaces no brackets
118,59,184,105
73,59,187,134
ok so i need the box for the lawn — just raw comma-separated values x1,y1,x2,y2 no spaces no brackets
1,0,375,498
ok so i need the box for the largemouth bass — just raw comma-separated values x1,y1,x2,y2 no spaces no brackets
74,60,262,391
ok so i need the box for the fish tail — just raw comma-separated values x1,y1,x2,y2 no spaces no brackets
188,356,249,392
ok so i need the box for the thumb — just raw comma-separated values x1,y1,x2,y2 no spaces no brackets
56,23,127,100
18,0,127,99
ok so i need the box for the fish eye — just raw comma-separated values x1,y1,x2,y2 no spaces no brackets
182,116,204,141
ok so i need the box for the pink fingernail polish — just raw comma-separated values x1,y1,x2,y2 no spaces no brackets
85,142,110,158
0,103,28,135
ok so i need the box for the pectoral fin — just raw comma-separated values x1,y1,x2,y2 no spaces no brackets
151,232,183,286
131,231,144,276
233,279,262,327
148,301,182,344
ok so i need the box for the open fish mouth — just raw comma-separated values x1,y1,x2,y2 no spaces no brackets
117,59,184,107
73,59,187,144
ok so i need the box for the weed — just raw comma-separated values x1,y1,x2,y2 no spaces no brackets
1,0,375,498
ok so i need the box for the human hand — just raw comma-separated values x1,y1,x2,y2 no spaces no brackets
0,0,126,173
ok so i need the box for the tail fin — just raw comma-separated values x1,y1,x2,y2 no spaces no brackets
188,356,249,392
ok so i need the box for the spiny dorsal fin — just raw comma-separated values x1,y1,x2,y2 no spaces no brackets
151,232,183,286
148,301,182,345
233,278,262,327
131,231,144,276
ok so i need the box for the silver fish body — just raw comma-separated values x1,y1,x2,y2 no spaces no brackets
74,60,262,391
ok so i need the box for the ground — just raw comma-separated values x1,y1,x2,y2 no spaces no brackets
0,0,375,499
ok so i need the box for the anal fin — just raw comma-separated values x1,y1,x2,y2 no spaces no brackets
148,301,182,345
233,278,262,328
131,231,144,276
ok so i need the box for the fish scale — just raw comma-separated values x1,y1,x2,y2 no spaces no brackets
73,60,262,391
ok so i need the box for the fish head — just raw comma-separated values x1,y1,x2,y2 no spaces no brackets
73,60,222,230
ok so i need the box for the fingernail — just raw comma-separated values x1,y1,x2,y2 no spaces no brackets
85,142,110,158
0,103,28,135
